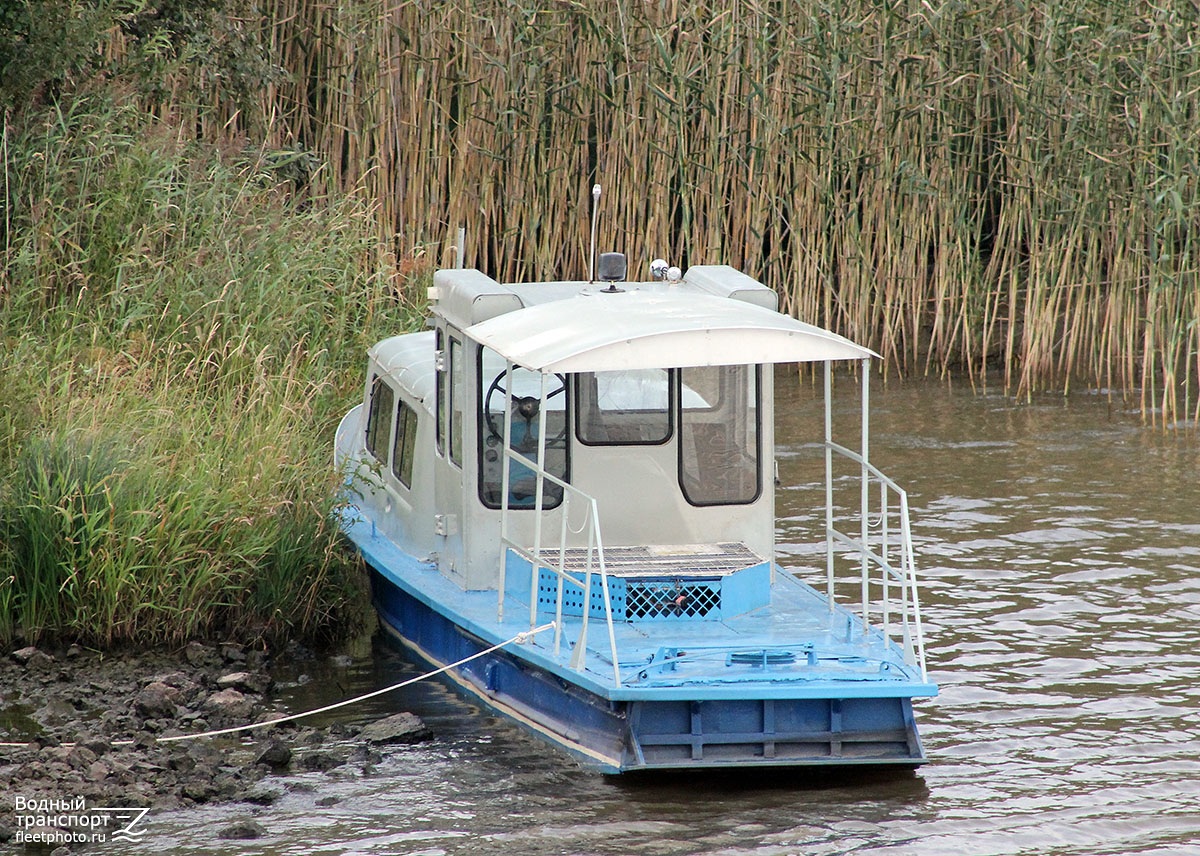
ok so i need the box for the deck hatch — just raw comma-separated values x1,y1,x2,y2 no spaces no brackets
558,542,763,576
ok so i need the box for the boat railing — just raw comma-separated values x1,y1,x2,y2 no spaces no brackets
496,464,623,688
824,440,928,681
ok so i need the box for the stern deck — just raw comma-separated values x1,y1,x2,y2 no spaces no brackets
354,520,933,703
357,521,933,769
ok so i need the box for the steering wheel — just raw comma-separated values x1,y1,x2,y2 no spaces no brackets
484,370,568,451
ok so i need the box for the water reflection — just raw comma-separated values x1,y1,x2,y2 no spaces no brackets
100,375,1200,855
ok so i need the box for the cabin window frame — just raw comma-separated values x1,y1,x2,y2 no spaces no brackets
573,369,674,447
677,364,763,507
434,328,445,458
448,335,465,468
365,374,395,464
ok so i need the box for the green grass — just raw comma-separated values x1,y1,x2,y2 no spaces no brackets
0,97,427,647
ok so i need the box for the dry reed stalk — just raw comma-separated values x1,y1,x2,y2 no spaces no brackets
75,0,1200,423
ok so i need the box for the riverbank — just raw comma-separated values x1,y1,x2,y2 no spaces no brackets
0,640,431,850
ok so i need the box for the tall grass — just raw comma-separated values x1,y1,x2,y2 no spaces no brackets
4,1,1198,641
0,97,425,647
242,0,1200,422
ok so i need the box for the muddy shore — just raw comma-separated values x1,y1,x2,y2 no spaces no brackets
0,640,430,851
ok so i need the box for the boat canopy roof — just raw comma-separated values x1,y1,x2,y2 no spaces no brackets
465,289,876,373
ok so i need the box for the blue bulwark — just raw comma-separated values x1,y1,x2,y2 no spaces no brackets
719,561,771,617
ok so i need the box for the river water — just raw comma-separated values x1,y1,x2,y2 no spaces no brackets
98,374,1200,855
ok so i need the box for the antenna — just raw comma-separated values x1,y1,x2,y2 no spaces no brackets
588,184,601,282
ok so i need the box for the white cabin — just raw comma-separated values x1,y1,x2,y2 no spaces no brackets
340,264,874,593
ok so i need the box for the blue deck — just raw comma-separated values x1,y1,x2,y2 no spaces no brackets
346,511,934,772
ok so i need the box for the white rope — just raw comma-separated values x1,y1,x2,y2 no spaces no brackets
0,621,556,750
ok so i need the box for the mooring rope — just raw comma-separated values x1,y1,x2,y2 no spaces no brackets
0,621,556,750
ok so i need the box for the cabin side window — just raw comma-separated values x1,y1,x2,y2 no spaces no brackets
435,329,445,457
678,365,761,506
365,376,395,463
575,369,672,445
435,329,464,467
390,397,419,488
477,346,567,509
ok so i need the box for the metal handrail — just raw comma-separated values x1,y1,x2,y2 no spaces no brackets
497,450,623,687
824,441,928,680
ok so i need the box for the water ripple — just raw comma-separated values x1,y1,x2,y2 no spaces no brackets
103,379,1200,855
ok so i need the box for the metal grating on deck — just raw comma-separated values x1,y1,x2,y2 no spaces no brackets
550,542,764,578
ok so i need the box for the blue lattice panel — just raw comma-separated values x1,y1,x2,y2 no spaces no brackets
507,544,771,622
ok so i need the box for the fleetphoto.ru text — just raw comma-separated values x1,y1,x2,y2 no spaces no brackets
12,795,149,847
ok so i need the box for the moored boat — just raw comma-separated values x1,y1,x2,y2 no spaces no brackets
334,245,936,773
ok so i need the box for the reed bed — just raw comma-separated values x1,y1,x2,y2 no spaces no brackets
4,0,1199,644
0,98,424,646
244,0,1200,422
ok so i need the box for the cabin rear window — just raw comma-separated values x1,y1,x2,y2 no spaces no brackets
575,370,672,445
365,376,394,462
679,365,761,506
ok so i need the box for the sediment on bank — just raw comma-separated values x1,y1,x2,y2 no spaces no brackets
0,639,432,836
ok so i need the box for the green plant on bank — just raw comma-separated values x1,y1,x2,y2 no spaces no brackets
0,97,427,647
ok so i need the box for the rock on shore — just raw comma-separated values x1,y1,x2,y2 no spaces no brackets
0,642,431,820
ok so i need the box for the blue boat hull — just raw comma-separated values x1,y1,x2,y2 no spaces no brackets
369,566,927,773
